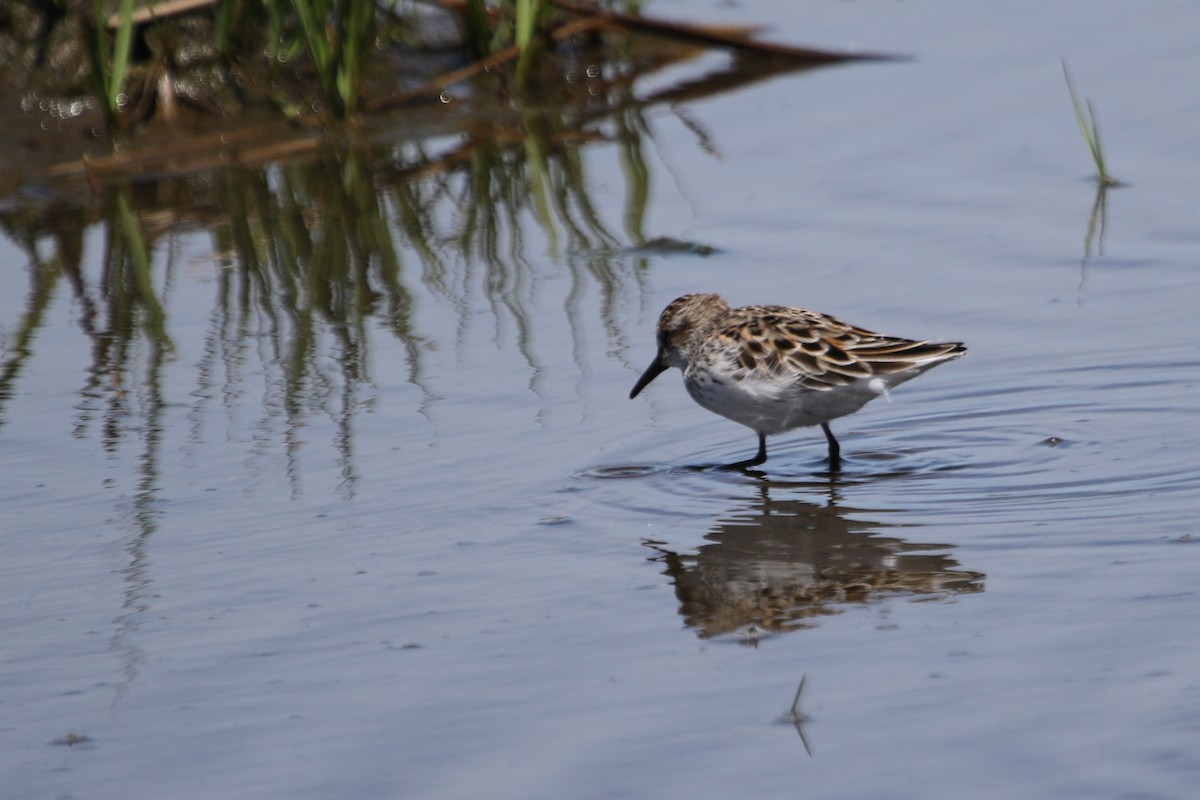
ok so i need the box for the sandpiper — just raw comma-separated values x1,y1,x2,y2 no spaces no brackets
630,293,965,470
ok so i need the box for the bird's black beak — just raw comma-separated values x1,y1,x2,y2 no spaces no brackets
630,353,668,399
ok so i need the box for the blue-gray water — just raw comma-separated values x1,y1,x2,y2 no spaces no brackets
3,1,1199,798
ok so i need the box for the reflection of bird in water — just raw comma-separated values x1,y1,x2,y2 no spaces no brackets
630,293,966,470
645,486,984,642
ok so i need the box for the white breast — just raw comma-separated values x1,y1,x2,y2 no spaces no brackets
683,366,907,435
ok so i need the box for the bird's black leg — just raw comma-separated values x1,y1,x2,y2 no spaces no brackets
821,423,841,471
721,432,768,470
751,432,768,466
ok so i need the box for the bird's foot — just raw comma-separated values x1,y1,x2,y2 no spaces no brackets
717,457,767,472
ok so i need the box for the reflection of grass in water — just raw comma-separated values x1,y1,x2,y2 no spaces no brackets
70,188,174,462
205,151,417,495
114,191,173,354
1062,60,1120,187
616,108,651,245
1082,183,1109,260
202,126,636,487
0,232,66,422
0,77,663,496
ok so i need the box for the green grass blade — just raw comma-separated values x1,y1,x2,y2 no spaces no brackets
516,0,537,49
108,0,136,111
291,0,335,107
1085,98,1106,178
460,0,493,58
514,0,541,88
1062,60,1118,186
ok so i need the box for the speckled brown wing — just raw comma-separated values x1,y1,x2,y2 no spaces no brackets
717,305,965,391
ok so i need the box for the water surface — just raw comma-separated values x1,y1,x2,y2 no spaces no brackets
3,1,1200,798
